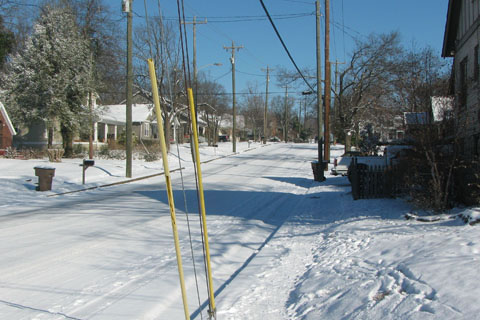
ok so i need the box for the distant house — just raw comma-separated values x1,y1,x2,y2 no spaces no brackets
218,114,245,141
95,103,156,143
94,98,207,145
442,0,480,158
0,102,16,151
377,115,405,143
10,88,208,150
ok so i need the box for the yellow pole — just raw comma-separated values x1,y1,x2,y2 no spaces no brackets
187,88,216,318
148,59,190,320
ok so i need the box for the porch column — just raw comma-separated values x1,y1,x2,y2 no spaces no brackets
104,123,107,142
114,125,117,140
94,122,98,142
173,122,177,143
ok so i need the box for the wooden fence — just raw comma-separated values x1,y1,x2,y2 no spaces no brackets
350,158,404,200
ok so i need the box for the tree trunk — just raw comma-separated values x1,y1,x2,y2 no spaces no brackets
164,114,171,152
61,124,74,157
345,132,352,152
47,127,54,149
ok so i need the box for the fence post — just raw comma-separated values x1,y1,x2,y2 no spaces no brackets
351,158,360,200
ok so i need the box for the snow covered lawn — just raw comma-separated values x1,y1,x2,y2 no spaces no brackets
0,142,479,319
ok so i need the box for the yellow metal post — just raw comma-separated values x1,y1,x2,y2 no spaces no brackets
187,88,216,318
148,59,190,320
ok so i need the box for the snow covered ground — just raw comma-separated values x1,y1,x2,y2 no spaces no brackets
0,142,479,319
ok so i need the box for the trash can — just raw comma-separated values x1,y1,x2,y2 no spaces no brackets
311,161,327,182
34,166,55,191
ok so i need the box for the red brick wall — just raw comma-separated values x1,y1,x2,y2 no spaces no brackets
0,114,13,149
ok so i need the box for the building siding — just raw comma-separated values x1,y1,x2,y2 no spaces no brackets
452,0,480,158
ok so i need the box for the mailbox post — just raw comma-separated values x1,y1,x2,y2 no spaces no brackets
81,159,95,184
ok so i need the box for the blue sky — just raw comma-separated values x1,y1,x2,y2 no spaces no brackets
109,0,450,102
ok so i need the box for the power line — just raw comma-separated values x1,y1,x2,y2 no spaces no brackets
330,0,338,61
196,90,313,96
135,12,314,23
279,0,314,4
258,0,316,93
236,69,265,77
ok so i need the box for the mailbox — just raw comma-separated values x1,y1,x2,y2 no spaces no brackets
81,159,95,184
83,159,95,167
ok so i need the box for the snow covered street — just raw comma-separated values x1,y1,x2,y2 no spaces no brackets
1,142,479,319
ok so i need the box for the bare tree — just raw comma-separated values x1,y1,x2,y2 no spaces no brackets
134,17,183,151
196,73,229,145
334,32,402,149
240,83,265,141
270,94,295,141
392,45,450,113
403,93,458,212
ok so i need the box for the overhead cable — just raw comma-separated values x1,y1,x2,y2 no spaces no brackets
258,0,316,93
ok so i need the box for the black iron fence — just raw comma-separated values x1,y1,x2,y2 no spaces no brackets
350,158,404,200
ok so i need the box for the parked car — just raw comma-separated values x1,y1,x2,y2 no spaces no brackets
218,135,229,142
331,151,363,176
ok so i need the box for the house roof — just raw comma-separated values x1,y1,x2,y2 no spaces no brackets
98,101,208,127
0,102,17,136
404,112,429,125
219,113,245,129
442,0,461,57
98,104,154,125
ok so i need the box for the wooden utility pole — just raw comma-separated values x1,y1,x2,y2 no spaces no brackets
125,0,133,178
224,41,243,153
182,17,207,99
314,0,325,181
332,60,345,144
88,91,94,159
324,0,331,167
261,66,273,144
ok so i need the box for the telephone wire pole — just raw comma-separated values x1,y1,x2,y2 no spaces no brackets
125,0,133,178
223,41,243,153
314,0,325,181
261,66,273,144
182,16,207,103
324,0,332,167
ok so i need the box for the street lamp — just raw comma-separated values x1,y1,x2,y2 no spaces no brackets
198,62,222,70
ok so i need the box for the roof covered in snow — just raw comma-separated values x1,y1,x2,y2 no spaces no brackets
431,96,454,122
0,101,17,135
98,104,154,125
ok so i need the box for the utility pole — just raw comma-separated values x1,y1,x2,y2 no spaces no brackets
324,0,331,167
304,94,307,128
314,0,325,181
224,41,243,153
88,91,94,159
284,85,288,142
125,0,133,178
332,60,345,144
299,99,302,134
182,16,207,101
261,66,273,144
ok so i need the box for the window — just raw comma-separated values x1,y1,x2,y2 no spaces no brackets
459,57,468,106
143,123,150,137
